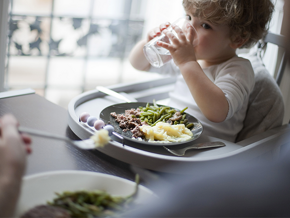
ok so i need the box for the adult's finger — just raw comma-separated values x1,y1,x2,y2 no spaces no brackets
21,133,32,154
21,133,32,145
0,114,18,129
0,114,20,140
25,144,32,154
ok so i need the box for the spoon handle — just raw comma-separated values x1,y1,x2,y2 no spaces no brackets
96,86,133,103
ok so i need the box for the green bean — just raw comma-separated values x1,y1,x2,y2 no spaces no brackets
152,114,171,126
158,107,170,116
180,107,188,114
141,112,153,116
186,123,194,129
149,106,159,110
152,115,166,126
139,102,196,128
166,109,176,114
152,114,156,123
153,99,157,107
147,110,158,116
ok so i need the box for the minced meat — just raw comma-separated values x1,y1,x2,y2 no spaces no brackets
111,108,145,138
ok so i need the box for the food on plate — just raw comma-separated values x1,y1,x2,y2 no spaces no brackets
110,100,195,142
87,116,98,127
90,129,110,147
103,124,114,135
110,108,145,138
78,113,118,147
79,112,90,123
20,205,70,218
79,113,112,132
21,175,140,218
138,101,190,127
140,122,193,143
94,119,105,130
79,101,196,144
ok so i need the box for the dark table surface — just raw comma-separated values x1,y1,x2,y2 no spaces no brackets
0,93,136,181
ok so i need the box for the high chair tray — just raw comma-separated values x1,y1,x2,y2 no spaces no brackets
67,77,284,173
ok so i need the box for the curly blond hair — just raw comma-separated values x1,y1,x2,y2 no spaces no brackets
182,0,274,48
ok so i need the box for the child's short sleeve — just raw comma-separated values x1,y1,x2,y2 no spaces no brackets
214,58,255,120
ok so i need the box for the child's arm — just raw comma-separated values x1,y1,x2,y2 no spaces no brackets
129,39,150,71
129,23,170,71
157,24,228,123
178,61,229,123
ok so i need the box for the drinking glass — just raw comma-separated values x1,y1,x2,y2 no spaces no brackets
143,17,199,68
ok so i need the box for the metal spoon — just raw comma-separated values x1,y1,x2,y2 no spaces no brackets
163,141,226,156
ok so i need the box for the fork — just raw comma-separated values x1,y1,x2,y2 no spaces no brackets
163,141,226,156
18,126,98,149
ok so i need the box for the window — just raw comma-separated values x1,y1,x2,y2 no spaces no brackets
5,0,170,108
6,1,285,108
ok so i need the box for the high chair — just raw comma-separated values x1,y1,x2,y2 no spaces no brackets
101,32,289,162
236,32,286,142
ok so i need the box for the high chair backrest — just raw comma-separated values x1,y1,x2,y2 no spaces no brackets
263,32,287,86
236,32,286,142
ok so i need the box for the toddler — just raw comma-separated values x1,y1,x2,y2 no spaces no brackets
129,0,274,142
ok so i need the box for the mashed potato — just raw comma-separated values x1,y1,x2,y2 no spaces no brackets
140,122,193,143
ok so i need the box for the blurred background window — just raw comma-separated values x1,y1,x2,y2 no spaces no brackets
3,0,186,108
3,0,283,108
4,0,184,108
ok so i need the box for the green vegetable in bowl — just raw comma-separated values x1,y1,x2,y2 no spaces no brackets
47,175,140,218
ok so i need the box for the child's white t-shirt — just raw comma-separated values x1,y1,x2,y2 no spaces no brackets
148,56,255,142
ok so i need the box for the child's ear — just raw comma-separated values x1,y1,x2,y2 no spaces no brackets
230,36,248,49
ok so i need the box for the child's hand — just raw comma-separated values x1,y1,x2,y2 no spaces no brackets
146,22,170,42
156,23,197,66
130,23,170,71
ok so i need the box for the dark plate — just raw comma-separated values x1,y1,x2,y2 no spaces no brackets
99,102,203,147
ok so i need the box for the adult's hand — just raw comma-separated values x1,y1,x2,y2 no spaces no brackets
0,114,32,217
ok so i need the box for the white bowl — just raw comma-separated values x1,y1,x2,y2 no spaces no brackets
15,170,155,217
